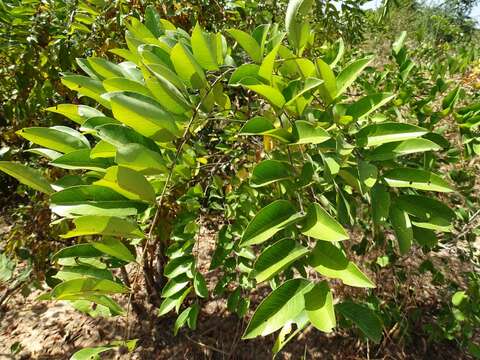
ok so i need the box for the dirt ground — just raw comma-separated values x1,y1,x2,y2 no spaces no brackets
0,219,478,360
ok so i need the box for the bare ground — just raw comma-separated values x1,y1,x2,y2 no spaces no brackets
0,220,478,360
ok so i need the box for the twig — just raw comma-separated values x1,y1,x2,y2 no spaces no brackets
185,334,230,355
124,67,234,341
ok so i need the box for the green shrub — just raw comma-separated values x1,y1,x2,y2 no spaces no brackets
1,0,479,357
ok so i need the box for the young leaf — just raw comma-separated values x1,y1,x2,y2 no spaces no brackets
0,161,53,194
301,203,349,242
51,277,128,299
240,200,302,247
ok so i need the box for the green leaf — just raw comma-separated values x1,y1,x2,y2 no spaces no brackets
304,281,336,332
51,277,128,299
308,242,375,288
53,244,103,260
96,124,159,153
90,141,116,159
367,138,441,161
81,116,121,132
252,238,309,283
46,104,104,125
226,29,261,63
258,44,280,83
95,166,156,203
285,0,314,51
103,77,151,97
50,185,147,218
87,57,124,79
239,117,295,143
17,126,90,153
244,84,286,108
70,345,116,360
162,274,190,298
144,66,191,115
346,93,395,121
229,64,261,85
192,22,219,71
250,160,292,188
170,42,207,89
272,313,309,355
164,255,194,279
242,278,313,339
0,161,53,194
108,92,182,142
92,237,136,262
50,149,112,171
26,148,63,160
315,58,337,103
292,120,330,144
392,31,407,55
301,203,349,242
356,122,428,147
285,77,324,107
60,216,143,240
61,75,109,108
144,5,163,37
371,183,390,225
115,143,167,175
174,306,194,335
193,272,208,298
336,302,382,343
335,56,374,98
383,168,454,192
389,206,413,254
158,287,192,316
396,195,455,232
240,200,302,247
